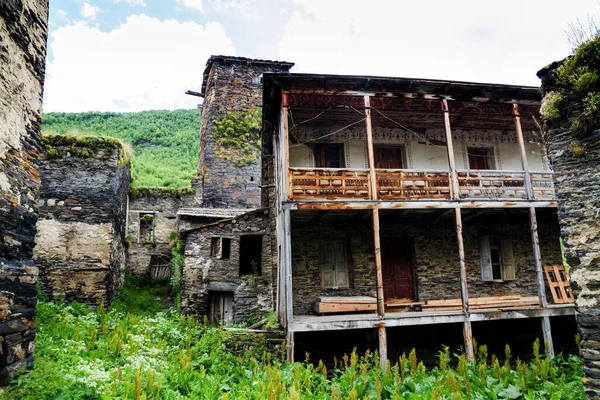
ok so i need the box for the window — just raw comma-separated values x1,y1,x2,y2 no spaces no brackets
467,147,495,170
479,236,516,281
211,237,231,259
139,213,155,243
375,145,406,169
314,143,345,168
320,239,350,288
239,235,262,276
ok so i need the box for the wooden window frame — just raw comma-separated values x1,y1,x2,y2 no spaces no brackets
374,144,407,169
211,237,231,259
467,146,496,170
479,235,516,282
314,143,346,168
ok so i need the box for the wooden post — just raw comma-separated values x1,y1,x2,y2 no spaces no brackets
286,331,295,363
282,92,291,201
541,316,555,358
283,206,294,362
364,95,385,317
442,99,460,200
377,322,388,370
513,104,533,200
455,207,474,360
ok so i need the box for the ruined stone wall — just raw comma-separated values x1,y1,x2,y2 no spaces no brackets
127,190,189,276
0,0,48,385
181,210,272,323
290,212,561,315
194,58,292,208
541,65,600,398
35,138,130,306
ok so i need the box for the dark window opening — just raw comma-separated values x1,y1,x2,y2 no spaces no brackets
211,237,231,259
315,143,345,168
375,145,406,169
467,147,495,170
139,213,154,243
239,235,263,276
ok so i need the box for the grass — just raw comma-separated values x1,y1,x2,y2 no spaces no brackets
1,281,586,399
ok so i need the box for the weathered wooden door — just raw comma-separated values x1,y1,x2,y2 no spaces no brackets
381,238,415,300
209,292,233,325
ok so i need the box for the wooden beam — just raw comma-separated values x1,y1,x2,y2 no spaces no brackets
529,207,548,308
373,209,385,317
442,99,460,200
377,322,388,370
454,207,474,360
284,206,294,328
286,331,294,362
282,92,291,201
541,316,555,358
513,104,534,200
364,95,378,201
292,200,558,211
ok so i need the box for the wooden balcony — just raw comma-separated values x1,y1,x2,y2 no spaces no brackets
289,168,555,202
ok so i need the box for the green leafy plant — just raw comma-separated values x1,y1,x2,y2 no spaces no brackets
540,91,564,121
212,108,262,167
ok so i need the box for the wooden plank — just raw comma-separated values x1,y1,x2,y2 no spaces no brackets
318,296,376,304
284,207,294,330
529,207,549,307
293,200,558,211
513,104,534,199
282,92,291,201
364,96,378,201
442,99,460,200
454,207,474,360
316,302,377,314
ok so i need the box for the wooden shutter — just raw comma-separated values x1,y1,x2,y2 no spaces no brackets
333,240,349,288
320,242,335,287
211,237,223,259
479,236,493,281
501,237,516,280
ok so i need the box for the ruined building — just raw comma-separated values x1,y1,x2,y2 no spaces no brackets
0,0,48,384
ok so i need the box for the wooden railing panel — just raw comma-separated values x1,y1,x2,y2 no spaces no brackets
289,168,371,200
376,170,451,200
531,172,555,200
458,170,528,199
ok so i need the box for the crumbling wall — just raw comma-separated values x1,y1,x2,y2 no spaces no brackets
35,136,130,306
193,57,293,208
0,0,48,385
540,60,600,398
127,188,191,276
181,210,272,323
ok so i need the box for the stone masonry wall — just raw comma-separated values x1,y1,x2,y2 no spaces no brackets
291,212,561,315
193,57,292,208
35,139,130,306
127,190,189,276
0,0,48,385
182,210,272,323
541,66,600,398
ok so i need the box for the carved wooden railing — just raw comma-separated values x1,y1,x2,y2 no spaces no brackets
457,170,555,200
376,170,452,200
289,168,371,199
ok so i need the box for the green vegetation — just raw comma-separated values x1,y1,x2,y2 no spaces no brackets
212,108,262,166
540,92,564,121
42,110,200,188
2,285,585,399
170,240,185,311
42,134,132,166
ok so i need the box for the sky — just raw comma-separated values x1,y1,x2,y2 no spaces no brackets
44,0,600,113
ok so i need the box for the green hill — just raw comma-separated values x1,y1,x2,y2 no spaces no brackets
42,109,200,188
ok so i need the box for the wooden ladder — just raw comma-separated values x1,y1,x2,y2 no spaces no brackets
544,265,575,304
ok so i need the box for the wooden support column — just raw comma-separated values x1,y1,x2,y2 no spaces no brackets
376,322,388,369
442,99,460,200
455,207,474,360
513,104,534,200
528,205,555,357
282,93,291,201
364,95,385,317
283,205,294,362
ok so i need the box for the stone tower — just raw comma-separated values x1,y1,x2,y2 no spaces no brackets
193,56,294,209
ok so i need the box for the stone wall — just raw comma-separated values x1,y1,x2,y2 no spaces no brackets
35,137,130,306
193,57,293,208
181,210,273,323
0,0,48,385
540,64,600,398
127,189,190,276
290,211,561,315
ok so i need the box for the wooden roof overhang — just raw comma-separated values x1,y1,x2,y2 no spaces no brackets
262,73,542,152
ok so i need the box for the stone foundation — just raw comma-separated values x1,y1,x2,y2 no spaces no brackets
35,137,130,306
0,0,48,385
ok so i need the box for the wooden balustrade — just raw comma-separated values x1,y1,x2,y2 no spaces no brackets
377,170,452,200
288,168,555,201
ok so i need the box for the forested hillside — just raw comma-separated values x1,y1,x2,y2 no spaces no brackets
42,109,200,188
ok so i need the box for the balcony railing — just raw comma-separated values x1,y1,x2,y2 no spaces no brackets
288,168,555,201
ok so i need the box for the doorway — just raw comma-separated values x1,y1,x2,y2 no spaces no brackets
381,238,416,300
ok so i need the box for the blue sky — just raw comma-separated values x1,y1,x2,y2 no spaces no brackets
45,0,599,112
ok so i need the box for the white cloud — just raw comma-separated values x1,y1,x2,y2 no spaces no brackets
57,9,68,20
276,0,599,86
80,3,100,20
176,0,204,13
44,15,236,112
114,0,147,6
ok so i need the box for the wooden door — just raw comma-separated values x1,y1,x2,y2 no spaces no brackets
381,238,415,300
